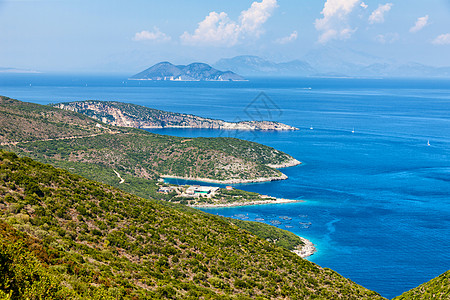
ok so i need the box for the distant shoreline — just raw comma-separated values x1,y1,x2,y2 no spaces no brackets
128,78,249,82
161,173,288,185
191,197,302,208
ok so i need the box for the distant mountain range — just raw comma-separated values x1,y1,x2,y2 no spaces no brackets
215,56,315,77
0,67,40,74
214,52,450,78
130,62,246,81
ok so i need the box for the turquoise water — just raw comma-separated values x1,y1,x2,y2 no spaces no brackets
1,74,449,298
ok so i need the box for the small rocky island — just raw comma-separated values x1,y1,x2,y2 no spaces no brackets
130,61,246,81
53,100,299,131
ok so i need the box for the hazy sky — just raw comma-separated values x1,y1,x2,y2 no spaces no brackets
1,0,450,73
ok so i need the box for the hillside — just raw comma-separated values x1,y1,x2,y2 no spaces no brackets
0,150,385,299
52,100,298,131
393,270,450,299
1,97,299,187
130,62,246,81
0,96,114,145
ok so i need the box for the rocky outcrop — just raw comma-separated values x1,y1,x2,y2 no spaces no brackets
53,101,299,131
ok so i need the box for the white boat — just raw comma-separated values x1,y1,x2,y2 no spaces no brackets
310,126,313,130
427,140,431,146
352,128,355,133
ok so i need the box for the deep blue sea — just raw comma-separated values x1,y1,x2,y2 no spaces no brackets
1,74,449,299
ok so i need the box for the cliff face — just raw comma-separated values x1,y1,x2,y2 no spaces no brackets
53,100,298,131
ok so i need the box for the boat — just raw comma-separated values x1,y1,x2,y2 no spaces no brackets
310,126,313,130
351,128,355,133
427,140,431,146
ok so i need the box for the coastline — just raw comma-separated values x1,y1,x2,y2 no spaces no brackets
161,173,288,184
267,158,302,169
141,124,297,131
292,237,317,259
190,197,301,208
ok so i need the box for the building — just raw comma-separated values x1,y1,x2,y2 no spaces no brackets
158,186,173,194
184,185,219,198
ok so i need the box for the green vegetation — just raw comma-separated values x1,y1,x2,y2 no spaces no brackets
230,219,303,251
0,96,112,145
55,100,199,128
52,100,297,131
2,97,296,187
0,151,386,299
393,271,450,300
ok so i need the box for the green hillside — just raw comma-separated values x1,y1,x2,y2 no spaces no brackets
1,97,297,188
0,96,113,145
0,150,385,299
393,271,450,300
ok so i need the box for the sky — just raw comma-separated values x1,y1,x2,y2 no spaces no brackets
1,0,450,73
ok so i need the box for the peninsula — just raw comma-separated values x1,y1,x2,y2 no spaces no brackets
53,100,298,131
2,97,299,191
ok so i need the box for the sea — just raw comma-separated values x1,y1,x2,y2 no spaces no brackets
1,73,449,299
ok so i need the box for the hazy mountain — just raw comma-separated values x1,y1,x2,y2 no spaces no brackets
304,47,450,78
130,62,245,81
0,67,40,73
214,55,315,76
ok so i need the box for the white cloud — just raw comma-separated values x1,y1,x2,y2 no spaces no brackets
314,0,360,44
133,27,171,42
181,0,278,46
375,32,399,44
369,3,393,24
432,33,450,45
180,12,240,46
240,0,278,37
275,31,298,44
410,15,429,33
360,2,368,9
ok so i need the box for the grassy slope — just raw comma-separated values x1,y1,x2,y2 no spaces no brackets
0,96,112,144
0,151,385,299
393,271,450,300
1,96,305,252
1,97,294,184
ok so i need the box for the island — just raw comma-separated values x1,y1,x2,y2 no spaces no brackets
52,100,299,131
129,61,246,81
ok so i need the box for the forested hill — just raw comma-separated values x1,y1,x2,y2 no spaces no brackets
52,100,298,131
0,151,385,299
0,96,113,145
393,270,450,300
1,96,299,185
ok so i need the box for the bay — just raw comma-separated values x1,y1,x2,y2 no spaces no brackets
1,74,449,298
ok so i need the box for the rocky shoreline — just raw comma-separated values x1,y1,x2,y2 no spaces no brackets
267,158,302,169
191,197,301,208
292,237,317,259
161,173,288,185
53,101,298,131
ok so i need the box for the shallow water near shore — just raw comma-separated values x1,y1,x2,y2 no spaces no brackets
1,74,450,298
